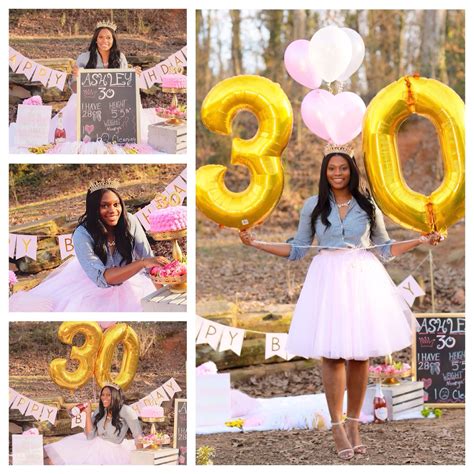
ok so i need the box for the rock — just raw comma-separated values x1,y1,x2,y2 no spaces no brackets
452,288,465,305
9,422,22,434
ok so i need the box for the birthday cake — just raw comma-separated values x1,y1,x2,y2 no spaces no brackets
162,73,187,89
149,206,187,233
139,406,164,418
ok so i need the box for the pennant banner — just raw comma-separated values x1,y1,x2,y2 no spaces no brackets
398,275,425,307
9,388,58,425
130,378,182,415
71,412,86,429
57,234,75,260
15,235,38,260
9,45,187,92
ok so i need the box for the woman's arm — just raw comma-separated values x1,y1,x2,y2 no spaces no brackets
84,402,96,440
240,230,291,257
240,196,317,260
121,405,143,446
103,256,169,285
391,233,442,256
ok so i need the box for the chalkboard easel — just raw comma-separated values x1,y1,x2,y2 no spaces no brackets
173,398,187,465
77,68,141,145
412,313,465,408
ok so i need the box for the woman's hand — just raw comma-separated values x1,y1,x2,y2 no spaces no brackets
133,66,142,76
239,229,256,247
72,64,79,77
142,256,170,268
419,232,443,246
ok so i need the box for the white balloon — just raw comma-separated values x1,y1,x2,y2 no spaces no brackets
338,28,366,82
309,26,352,83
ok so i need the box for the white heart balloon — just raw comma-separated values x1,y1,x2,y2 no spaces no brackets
309,25,352,83
338,28,366,82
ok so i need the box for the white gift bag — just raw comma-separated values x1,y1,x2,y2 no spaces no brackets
12,434,44,465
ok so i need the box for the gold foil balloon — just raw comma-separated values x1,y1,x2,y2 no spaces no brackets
363,75,464,235
94,323,139,391
197,75,293,229
49,322,103,391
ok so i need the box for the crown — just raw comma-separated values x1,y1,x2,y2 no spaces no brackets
88,178,119,193
96,20,117,32
324,142,355,158
103,382,122,391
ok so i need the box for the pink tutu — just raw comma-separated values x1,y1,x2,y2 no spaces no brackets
44,433,136,465
286,250,413,360
9,257,156,312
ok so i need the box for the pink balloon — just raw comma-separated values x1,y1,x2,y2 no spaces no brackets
98,321,116,331
284,39,322,89
301,90,366,144
301,89,333,140
324,92,367,145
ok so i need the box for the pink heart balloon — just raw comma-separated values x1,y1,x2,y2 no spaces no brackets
302,89,366,144
301,89,333,141
284,39,322,89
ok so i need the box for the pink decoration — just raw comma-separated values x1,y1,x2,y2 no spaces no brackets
162,73,187,89
243,415,264,428
231,389,259,418
196,361,218,375
149,206,187,233
98,321,116,330
284,40,322,89
85,124,94,134
23,95,43,106
22,428,40,436
9,270,17,285
301,89,366,144
139,406,164,418
154,260,187,278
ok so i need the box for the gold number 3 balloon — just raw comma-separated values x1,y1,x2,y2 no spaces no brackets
49,322,139,391
197,75,293,229
49,322,103,391
363,75,464,235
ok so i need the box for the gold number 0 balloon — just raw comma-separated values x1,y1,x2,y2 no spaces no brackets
363,75,464,235
197,75,293,229
94,323,139,391
49,322,103,391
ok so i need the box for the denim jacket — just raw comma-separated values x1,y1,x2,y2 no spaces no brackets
73,212,153,288
288,195,394,262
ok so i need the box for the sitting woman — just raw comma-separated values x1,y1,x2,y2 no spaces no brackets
9,179,166,312
44,383,142,465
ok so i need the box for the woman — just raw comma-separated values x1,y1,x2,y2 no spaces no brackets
9,179,166,312
49,20,141,143
240,144,441,460
44,383,142,465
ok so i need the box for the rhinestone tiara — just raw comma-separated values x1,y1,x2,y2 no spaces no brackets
88,178,119,193
102,382,122,391
96,20,117,32
324,142,355,158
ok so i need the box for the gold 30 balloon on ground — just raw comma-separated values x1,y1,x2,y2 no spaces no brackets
197,75,293,230
363,75,464,235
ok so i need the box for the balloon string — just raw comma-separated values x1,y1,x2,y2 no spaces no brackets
253,237,421,251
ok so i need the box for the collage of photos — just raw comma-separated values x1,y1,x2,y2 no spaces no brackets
6,3,467,470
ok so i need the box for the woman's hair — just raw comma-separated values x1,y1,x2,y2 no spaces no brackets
93,385,125,435
76,187,134,265
85,27,121,69
310,153,376,236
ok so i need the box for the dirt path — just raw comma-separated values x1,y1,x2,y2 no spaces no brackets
197,409,464,465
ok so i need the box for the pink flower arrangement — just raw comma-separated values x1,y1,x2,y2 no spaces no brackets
369,362,411,376
23,95,43,106
151,260,187,278
149,206,187,233
9,270,17,285
196,361,218,376
155,104,187,120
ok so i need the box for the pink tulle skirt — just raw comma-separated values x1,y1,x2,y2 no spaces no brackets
44,433,136,465
286,250,413,361
9,257,156,312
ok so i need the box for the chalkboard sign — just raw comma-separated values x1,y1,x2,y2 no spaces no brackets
77,69,140,145
412,313,465,407
173,399,187,465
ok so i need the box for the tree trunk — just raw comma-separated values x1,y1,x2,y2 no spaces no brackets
230,10,243,75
